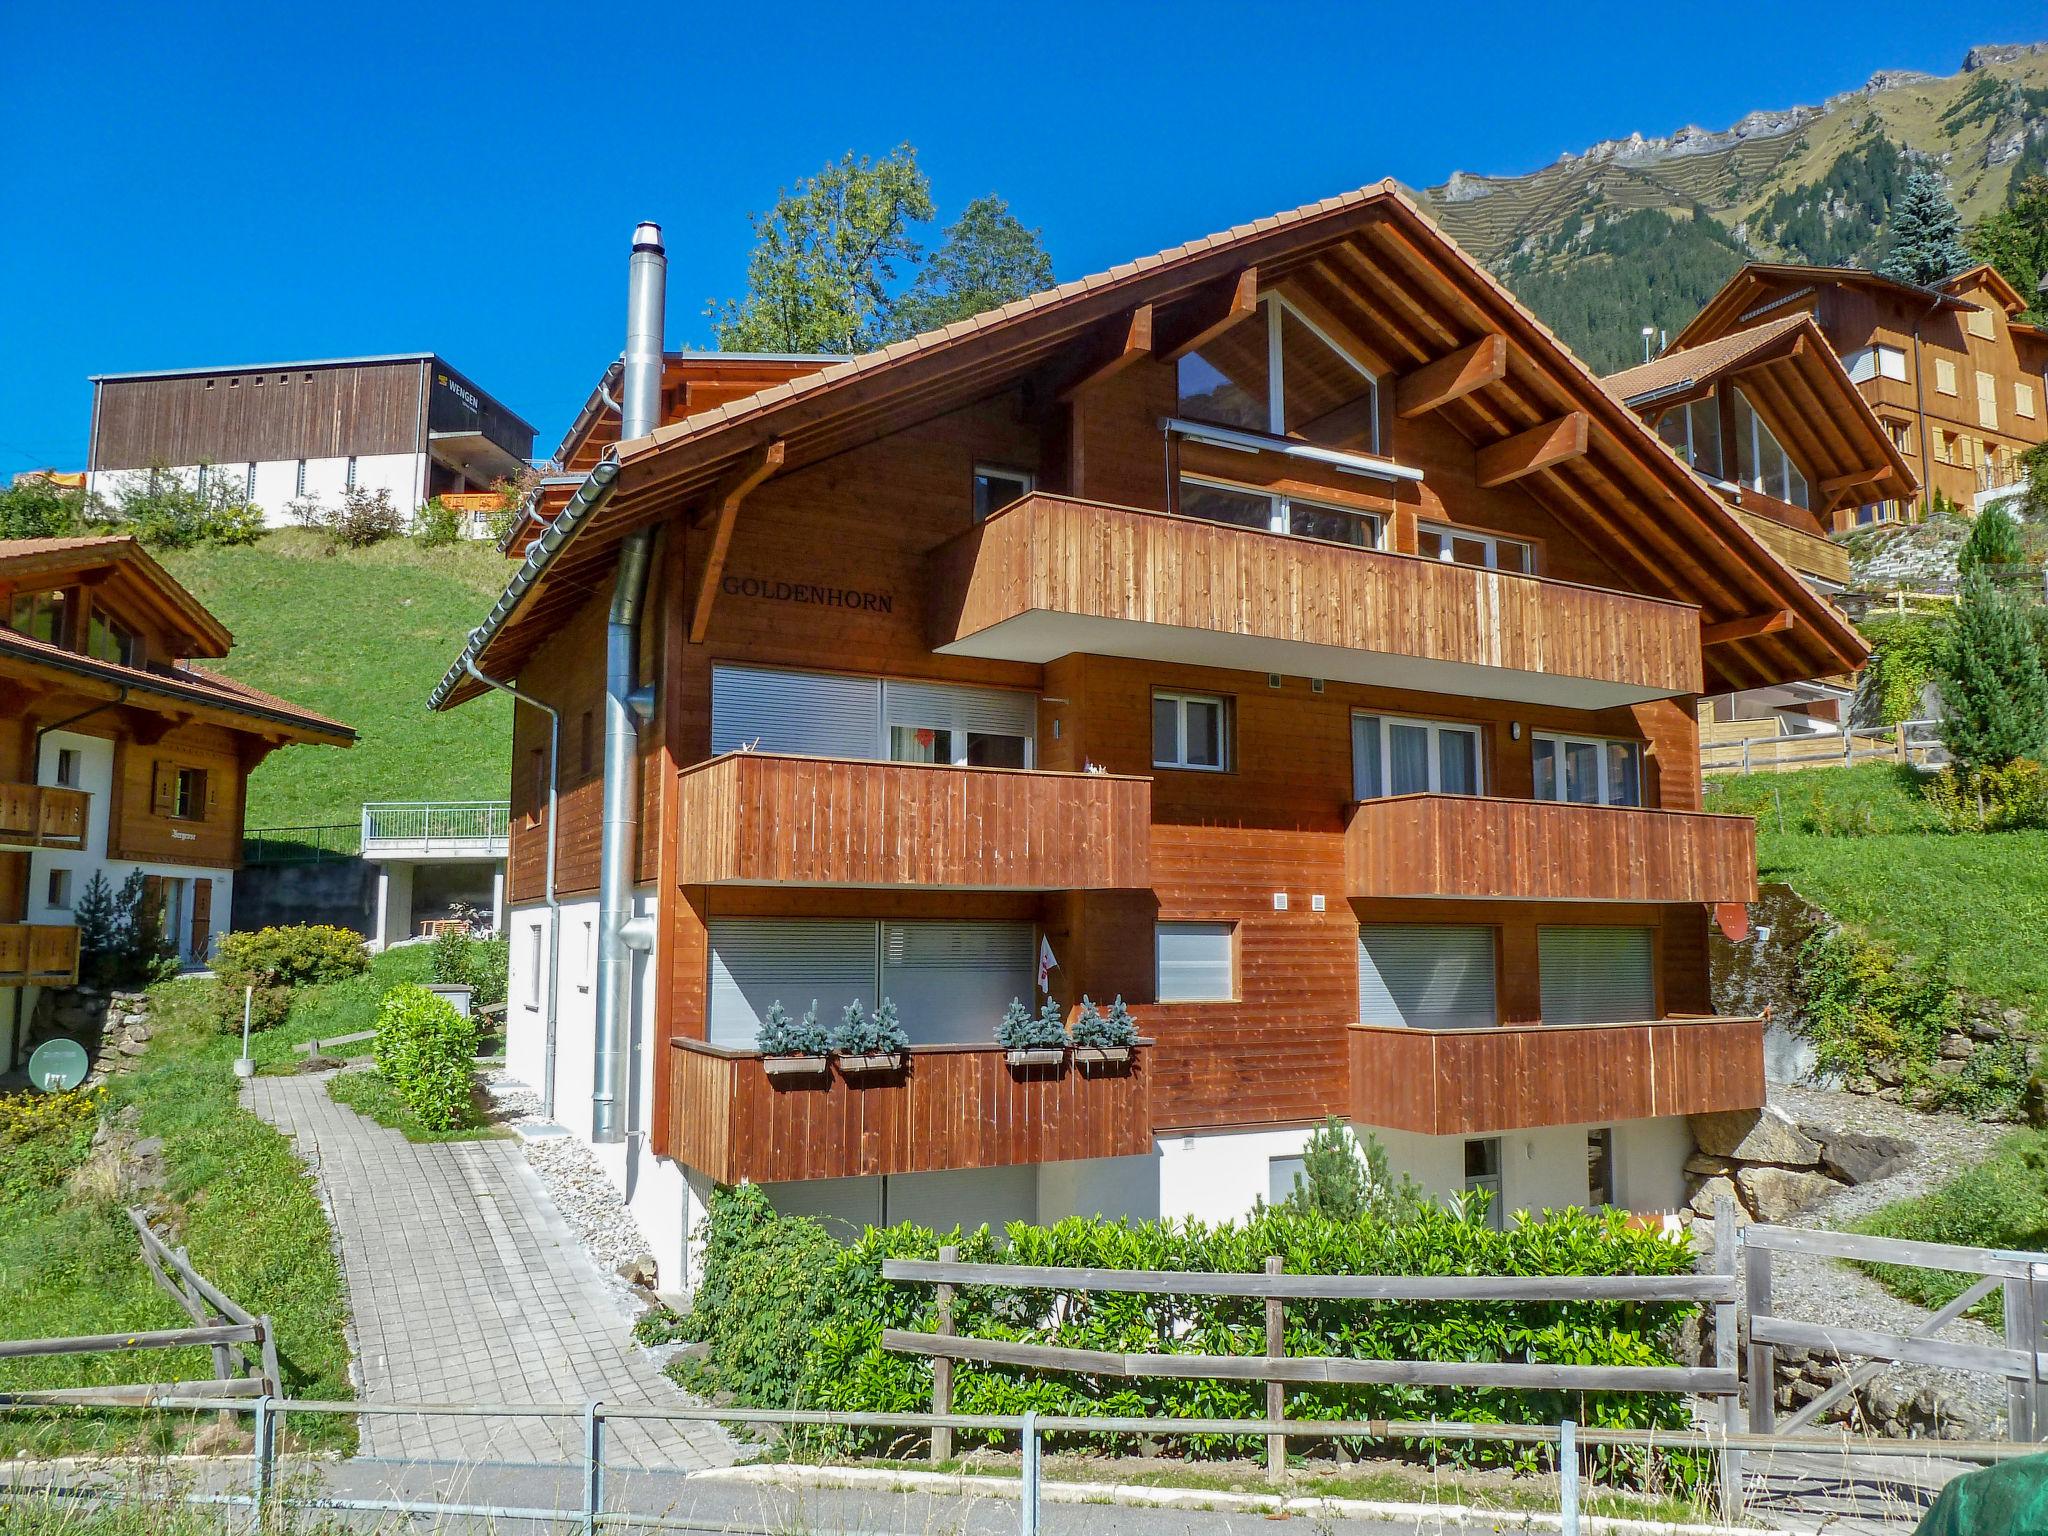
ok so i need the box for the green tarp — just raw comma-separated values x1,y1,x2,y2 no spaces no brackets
1915,1455,2048,1535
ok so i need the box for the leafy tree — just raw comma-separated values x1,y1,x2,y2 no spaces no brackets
883,195,1053,341
1938,576,2048,770
1877,169,1971,287
1958,501,2029,581
106,465,262,549
1969,174,2048,326
0,477,93,539
710,145,935,354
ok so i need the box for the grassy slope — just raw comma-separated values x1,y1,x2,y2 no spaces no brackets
1707,763,2048,1018
157,530,511,831
1854,1127,2048,1317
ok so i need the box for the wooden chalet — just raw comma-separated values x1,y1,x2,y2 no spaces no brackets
0,536,352,1067
433,185,1865,1274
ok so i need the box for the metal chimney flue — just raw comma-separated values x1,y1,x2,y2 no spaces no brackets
621,222,666,441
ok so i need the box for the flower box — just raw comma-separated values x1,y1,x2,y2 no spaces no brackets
836,1051,907,1076
1005,1047,1068,1069
762,1054,830,1081
1074,1045,1133,1070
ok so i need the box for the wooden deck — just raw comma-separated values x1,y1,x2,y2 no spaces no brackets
0,783,89,850
666,1039,1153,1184
1346,794,1757,904
674,752,1151,889
1349,1015,1764,1135
0,924,82,988
927,493,1703,705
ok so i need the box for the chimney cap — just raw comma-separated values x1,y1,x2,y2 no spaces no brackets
633,222,664,252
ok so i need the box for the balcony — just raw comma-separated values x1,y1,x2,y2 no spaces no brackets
665,1039,1153,1184
0,783,89,850
928,494,1702,709
675,753,1151,890
360,802,509,862
0,924,82,988
1349,1015,1764,1135
1346,794,1757,905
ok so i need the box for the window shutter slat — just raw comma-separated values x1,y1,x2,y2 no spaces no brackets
1537,926,1655,1025
1358,924,1497,1030
710,666,881,758
706,918,876,1047
882,680,1036,739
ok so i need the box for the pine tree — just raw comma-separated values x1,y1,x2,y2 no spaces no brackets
1284,1118,1371,1221
1877,170,1971,287
1939,576,2048,770
1957,501,2027,582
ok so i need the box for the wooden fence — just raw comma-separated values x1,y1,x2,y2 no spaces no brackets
0,1210,279,1408
1700,721,1944,776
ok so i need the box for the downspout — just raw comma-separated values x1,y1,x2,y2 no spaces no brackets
462,655,561,1118
591,222,664,1146
1910,295,1939,519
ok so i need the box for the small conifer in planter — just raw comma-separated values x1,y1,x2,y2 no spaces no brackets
1072,994,1139,1067
997,996,1068,1068
831,997,910,1074
757,1000,830,1079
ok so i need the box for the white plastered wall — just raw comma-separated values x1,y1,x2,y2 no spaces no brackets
89,454,426,531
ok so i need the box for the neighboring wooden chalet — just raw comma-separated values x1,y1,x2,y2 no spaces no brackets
433,185,1865,1281
1670,262,2048,520
0,536,352,1067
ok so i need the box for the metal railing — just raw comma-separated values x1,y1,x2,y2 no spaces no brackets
242,822,361,866
1700,718,1945,776
359,801,510,848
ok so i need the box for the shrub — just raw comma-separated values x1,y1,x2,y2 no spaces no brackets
212,924,368,1034
1274,1117,1426,1223
306,486,407,548
830,997,908,1055
109,466,262,548
371,985,479,1133
996,997,1066,1050
1924,758,2048,832
0,1084,103,1146
0,477,91,539
676,1185,1704,1481
429,929,509,1010
1071,995,1138,1049
758,1000,828,1056
1796,926,1960,1080
1858,615,1948,727
412,497,462,548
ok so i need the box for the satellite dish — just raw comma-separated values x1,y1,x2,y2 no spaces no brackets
28,1037,90,1093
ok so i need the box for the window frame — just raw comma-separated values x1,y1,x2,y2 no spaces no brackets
1152,689,1232,773
54,748,81,788
1463,1136,1504,1230
1155,920,1237,1003
971,463,1035,521
1732,386,1810,509
1177,473,1385,550
46,867,73,910
1587,1127,1615,1208
1175,291,1383,453
1414,520,1535,574
170,767,208,822
1530,731,1644,808
1655,396,1723,478
1351,712,1485,800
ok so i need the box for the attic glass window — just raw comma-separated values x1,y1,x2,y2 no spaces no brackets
1732,388,1809,510
7,589,67,645
1176,294,1380,452
1655,397,1723,480
1178,476,1383,548
971,465,1034,521
87,610,137,667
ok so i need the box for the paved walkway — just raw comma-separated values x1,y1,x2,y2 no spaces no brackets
243,1072,734,1471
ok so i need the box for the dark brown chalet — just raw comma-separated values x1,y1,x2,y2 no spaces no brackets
432,185,1863,1278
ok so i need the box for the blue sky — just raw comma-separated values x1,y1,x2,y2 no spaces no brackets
2,1,2042,474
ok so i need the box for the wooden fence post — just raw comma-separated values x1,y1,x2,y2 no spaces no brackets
1745,1238,1774,1435
2005,1268,2040,1443
931,1244,955,1463
1265,1255,1285,1481
1714,1201,1743,1523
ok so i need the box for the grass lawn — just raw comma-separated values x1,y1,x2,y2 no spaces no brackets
1852,1128,2048,1322
327,1067,505,1143
1706,763,2048,1019
156,529,512,830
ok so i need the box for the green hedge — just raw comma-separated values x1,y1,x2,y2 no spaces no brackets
670,1185,1705,1481
370,985,478,1132
213,924,368,1033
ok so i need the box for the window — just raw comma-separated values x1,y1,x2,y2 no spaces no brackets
1842,345,1908,384
1156,922,1234,1002
1587,1128,1615,1208
1966,306,1995,341
885,678,1035,768
1152,691,1229,771
1976,371,1998,431
1358,924,1498,1030
1538,925,1656,1025
1463,1138,1503,1230
2018,382,2037,421
1269,1154,1306,1206
245,464,257,500
171,767,208,820
295,459,307,497
525,925,543,1008
7,589,68,645
1176,292,1380,452
1654,396,1723,478
1732,388,1809,508
195,464,209,493
1934,431,1955,466
709,666,1035,767
86,610,136,667
1178,476,1382,548
1416,522,1534,573
45,868,72,910
1351,714,1482,799
345,456,359,491
1531,733,1642,807
1934,358,1958,396
972,465,1033,521
54,748,80,788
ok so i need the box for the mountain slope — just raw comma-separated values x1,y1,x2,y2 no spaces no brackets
1421,43,2048,371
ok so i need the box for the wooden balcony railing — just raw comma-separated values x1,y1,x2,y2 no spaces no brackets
1349,1015,1765,1136
1346,794,1757,905
0,783,89,849
676,753,1151,890
665,1039,1153,1184
927,494,1702,707
0,923,82,987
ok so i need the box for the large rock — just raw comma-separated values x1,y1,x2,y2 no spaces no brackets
1687,1174,1745,1219
1691,1106,1822,1166
1736,1166,1838,1222
1684,1152,1734,1178
1818,1130,1915,1186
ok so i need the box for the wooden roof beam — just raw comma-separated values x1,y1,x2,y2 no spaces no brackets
688,439,786,645
1056,303,1155,403
1820,464,1887,497
1702,609,1795,646
1396,335,1507,419
1157,268,1259,362
1475,412,1589,488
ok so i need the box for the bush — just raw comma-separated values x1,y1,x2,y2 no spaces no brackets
830,997,908,1055
758,1000,828,1055
429,929,509,1010
996,997,1066,1050
1924,758,2048,832
371,985,479,1133
108,466,262,549
412,497,462,548
212,924,368,1034
1938,576,2048,770
0,478,92,539
0,1085,103,1146
1796,926,1959,1080
1071,995,1137,1048
1858,614,1948,727
676,1185,1704,1481
291,485,406,548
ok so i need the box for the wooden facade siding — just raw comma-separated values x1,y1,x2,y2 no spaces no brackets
89,361,428,469
1345,794,1757,905
1728,508,1850,586
0,923,81,987
666,1039,1153,1184
928,494,1702,701
675,752,1152,890
1347,1015,1765,1136
0,783,89,849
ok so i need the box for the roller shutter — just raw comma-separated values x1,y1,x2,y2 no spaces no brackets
710,666,880,758
1358,924,1497,1030
1537,926,1655,1025
881,920,1035,1045
706,918,876,1047
882,680,1036,740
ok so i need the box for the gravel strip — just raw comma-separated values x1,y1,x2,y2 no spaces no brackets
482,1070,657,1290
1761,1082,2016,1432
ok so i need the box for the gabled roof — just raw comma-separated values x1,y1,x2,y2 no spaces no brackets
1941,262,2031,316
1671,262,1978,351
433,181,1870,709
1604,313,1918,508
0,535,233,658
